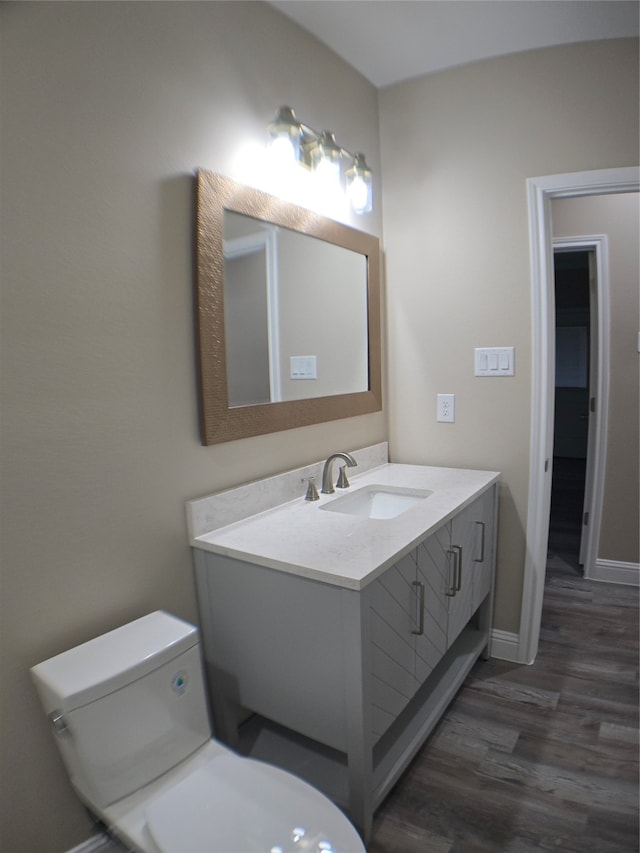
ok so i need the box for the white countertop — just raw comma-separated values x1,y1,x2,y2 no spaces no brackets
188,458,499,590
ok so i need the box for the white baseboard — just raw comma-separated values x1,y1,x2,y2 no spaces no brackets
590,558,640,586
490,628,520,662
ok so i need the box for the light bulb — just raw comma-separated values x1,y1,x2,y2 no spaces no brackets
314,156,341,187
347,175,369,213
270,136,298,168
267,106,302,165
345,152,372,214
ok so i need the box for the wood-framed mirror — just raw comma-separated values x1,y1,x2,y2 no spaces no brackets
195,171,382,445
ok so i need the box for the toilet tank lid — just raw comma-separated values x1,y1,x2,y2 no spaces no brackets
31,611,199,713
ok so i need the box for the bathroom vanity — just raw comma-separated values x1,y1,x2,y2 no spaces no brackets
187,444,499,841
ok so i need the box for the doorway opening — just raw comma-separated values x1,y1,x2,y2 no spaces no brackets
547,249,592,578
521,166,638,666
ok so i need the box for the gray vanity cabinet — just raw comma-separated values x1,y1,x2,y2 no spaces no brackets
192,483,497,843
369,489,496,743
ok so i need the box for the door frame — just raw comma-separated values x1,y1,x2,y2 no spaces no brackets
520,166,639,665
552,236,609,579
224,228,281,401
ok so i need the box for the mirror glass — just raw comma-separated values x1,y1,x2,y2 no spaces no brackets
196,172,381,445
224,211,369,407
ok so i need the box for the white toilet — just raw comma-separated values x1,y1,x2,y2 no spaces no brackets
31,611,366,853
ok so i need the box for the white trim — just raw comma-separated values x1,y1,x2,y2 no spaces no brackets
552,235,610,582
265,229,281,402
489,629,520,663
592,559,640,586
223,232,268,258
522,166,639,666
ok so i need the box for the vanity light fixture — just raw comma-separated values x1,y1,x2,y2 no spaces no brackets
267,105,373,214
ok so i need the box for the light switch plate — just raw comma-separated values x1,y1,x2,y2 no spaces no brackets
474,347,515,377
290,355,317,379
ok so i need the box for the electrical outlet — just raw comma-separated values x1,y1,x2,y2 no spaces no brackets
437,393,455,423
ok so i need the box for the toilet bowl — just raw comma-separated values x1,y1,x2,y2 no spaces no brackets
31,611,365,853
103,741,364,852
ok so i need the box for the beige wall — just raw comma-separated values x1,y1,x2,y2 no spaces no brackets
278,233,368,400
0,3,383,851
379,39,639,633
552,193,640,565
2,4,638,849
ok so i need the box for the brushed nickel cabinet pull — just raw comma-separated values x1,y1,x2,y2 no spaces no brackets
453,545,462,591
411,580,425,635
446,549,457,596
474,521,486,562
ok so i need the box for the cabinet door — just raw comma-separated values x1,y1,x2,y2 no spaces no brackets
414,525,449,684
369,552,421,741
447,500,478,646
471,485,496,612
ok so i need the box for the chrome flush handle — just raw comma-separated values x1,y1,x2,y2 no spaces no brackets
48,710,70,737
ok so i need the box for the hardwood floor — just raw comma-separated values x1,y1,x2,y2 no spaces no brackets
547,456,586,577
368,569,639,852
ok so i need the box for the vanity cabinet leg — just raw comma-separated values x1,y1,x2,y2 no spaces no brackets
344,678,373,840
341,589,374,842
346,747,373,843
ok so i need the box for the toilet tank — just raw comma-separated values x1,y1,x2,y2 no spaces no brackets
31,611,211,809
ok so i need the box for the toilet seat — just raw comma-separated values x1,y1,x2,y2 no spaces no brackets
144,751,365,853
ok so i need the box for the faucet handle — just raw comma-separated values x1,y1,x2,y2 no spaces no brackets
336,465,351,489
303,477,320,501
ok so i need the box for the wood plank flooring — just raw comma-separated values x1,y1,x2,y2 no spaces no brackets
546,456,587,577
548,456,587,577
368,568,639,852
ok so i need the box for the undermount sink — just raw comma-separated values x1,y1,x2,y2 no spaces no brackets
320,485,433,520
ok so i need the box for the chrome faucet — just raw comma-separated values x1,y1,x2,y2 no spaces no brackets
321,452,358,494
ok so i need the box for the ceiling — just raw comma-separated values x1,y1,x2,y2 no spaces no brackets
267,1,639,88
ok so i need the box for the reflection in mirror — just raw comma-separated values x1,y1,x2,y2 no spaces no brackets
196,171,382,445
224,211,369,407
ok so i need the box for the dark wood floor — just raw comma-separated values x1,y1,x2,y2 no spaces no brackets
369,526,639,851
546,456,587,577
